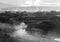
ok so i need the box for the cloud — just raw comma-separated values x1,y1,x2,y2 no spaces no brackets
20,0,60,7
18,0,34,6
0,0,60,7
42,0,60,3
39,0,60,6
22,0,33,6
34,0,41,6
19,0,41,6
0,0,17,5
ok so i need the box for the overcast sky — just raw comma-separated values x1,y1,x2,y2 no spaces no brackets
0,0,60,7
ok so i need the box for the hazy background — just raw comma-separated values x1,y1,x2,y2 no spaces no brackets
0,0,60,11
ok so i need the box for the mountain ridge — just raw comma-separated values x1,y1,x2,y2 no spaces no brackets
1,7,60,12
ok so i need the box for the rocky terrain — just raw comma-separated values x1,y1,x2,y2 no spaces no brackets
0,11,60,42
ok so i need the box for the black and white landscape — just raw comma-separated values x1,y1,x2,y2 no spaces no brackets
0,0,60,42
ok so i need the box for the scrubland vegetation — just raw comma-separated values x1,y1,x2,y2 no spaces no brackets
0,11,60,42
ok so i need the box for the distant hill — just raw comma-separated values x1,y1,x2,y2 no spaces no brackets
0,2,60,12
0,2,59,12
1,6,60,12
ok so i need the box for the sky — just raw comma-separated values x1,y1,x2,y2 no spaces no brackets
0,0,60,7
